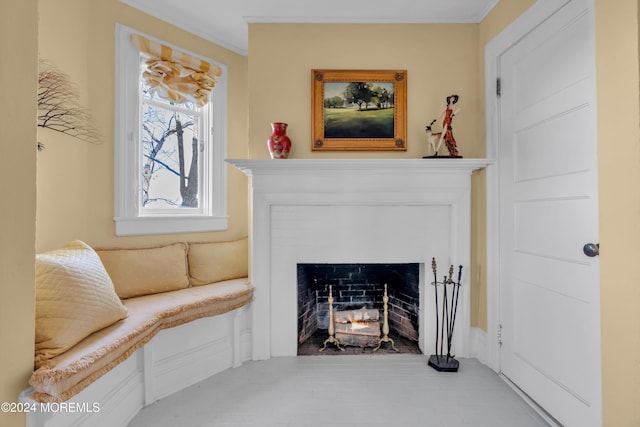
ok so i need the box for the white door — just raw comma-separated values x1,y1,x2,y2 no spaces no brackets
497,0,601,425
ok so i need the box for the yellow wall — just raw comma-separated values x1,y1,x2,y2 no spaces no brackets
36,0,249,252
0,2,38,427
594,1,640,425
248,23,481,159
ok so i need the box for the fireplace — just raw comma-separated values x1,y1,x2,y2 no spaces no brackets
227,159,492,360
297,263,420,353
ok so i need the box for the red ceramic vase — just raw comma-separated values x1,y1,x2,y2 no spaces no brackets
267,122,291,159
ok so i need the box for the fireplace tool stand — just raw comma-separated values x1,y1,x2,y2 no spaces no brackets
319,285,345,352
428,258,463,372
373,283,398,352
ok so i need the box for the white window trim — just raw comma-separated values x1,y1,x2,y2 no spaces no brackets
114,24,228,236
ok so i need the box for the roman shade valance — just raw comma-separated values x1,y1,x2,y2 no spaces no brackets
130,34,222,107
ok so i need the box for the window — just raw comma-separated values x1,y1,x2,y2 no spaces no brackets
114,25,228,236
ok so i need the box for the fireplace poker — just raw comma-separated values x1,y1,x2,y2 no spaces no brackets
432,258,439,358
441,273,448,358
447,265,463,357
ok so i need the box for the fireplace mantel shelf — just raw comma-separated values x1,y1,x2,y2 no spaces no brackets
226,158,494,176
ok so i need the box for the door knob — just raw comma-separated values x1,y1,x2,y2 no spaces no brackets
583,243,599,257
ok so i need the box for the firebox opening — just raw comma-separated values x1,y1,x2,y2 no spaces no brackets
297,263,421,355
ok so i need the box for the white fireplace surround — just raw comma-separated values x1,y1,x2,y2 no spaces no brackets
228,159,492,360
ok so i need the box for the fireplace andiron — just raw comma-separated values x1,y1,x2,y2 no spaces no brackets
373,284,398,352
428,258,463,372
319,285,345,352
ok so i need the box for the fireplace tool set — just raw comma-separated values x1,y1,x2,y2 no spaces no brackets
428,258,463,372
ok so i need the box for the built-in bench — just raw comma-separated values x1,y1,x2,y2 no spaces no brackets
20,238,253,427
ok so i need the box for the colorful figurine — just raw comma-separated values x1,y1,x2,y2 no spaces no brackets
437,94,461,157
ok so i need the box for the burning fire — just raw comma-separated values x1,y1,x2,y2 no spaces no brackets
349,318,369,331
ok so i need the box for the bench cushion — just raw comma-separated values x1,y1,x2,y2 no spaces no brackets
35,241,129,366
29,278,253,403
97,243,190,299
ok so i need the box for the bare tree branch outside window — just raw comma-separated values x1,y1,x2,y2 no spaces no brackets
37,59,100,150
140,94,200,209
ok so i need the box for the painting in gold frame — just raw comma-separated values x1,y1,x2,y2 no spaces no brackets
311,69,407,151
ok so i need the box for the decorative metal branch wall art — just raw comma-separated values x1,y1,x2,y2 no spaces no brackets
37,60,100,150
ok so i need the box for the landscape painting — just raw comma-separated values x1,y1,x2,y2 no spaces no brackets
311,69,407,151
323,81,395,138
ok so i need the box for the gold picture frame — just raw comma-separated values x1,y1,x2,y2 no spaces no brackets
311,69,407,151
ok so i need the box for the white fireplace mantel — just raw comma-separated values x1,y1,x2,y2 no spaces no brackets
227,158,493,175
227,158,493,360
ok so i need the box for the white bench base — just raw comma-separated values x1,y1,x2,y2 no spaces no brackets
20,305,251,427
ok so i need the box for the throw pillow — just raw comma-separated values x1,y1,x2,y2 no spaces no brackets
188,237,249,286
96,242,190,299
35,240,128,365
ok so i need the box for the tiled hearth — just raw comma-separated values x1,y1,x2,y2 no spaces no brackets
228,159,492,360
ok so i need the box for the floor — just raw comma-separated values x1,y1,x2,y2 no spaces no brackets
128,355,551,427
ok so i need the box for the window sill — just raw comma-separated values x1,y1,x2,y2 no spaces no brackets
114,215,228,236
